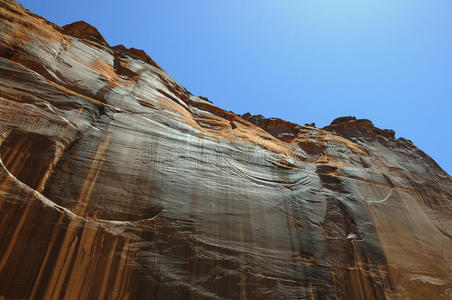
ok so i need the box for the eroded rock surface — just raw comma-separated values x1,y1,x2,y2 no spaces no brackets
0,1,451,299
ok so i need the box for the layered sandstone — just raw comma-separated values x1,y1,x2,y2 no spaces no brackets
0,1,450,299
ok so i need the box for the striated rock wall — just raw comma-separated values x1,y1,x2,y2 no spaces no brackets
0,1,450,299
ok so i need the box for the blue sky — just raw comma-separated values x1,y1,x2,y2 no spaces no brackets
20,0,452,174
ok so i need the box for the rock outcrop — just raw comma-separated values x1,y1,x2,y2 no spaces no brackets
0,1,450,299
63,21,109,47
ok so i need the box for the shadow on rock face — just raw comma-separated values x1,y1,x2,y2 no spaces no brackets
0,130,56,191
0,130,162,222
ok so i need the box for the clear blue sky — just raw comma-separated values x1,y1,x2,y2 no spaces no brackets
19,0,452,174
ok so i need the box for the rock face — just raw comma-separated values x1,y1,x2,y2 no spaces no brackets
0,1,450,299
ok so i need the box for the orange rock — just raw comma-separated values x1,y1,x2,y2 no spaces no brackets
0,1,450,299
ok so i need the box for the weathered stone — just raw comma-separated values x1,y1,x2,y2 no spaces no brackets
0,1,450,299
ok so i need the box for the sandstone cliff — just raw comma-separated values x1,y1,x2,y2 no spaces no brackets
0,1,450,299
